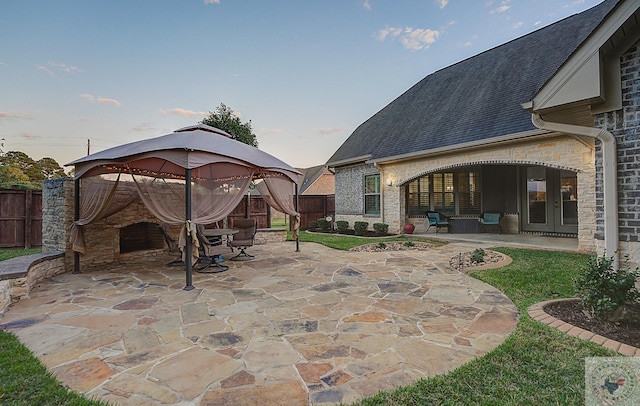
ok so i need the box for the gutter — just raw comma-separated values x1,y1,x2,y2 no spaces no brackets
531,113,619,268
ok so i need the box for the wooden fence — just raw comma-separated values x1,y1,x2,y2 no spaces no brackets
0,189,43,248
0,191,334,249
222,194,335,230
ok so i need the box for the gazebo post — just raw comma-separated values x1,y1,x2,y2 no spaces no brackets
73,178,81,274
184,168,194,291
295,183,300,252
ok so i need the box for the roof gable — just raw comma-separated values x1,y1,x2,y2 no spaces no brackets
327,0,620,166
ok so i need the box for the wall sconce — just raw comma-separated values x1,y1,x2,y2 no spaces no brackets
386,177,393,186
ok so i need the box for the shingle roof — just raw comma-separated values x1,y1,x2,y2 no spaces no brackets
298,164,329,194
327,0,620,165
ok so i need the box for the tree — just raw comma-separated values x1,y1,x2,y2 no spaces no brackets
0,151,66,189
201,103,258,147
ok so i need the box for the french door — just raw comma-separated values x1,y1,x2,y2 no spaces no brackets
521,166,578,234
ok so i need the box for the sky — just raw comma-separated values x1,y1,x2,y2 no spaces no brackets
0,0,604,171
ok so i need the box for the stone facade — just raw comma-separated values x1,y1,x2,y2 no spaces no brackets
334,135,597,252
594,39,640,268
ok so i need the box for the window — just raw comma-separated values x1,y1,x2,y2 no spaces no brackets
364,174,380,215
407,169,481,216
433,172,454,215
407,177,429,216
457,170,481,214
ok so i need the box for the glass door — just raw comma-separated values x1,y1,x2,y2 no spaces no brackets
521,167,578,234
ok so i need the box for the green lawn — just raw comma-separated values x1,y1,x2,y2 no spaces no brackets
0,242,619,405
0,247,41,262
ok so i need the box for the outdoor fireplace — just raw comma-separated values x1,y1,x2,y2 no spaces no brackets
119,222,164,253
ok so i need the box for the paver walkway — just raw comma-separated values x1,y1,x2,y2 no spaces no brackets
1,242,518,405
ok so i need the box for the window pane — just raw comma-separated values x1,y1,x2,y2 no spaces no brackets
365,195,380,214
364,174,380,215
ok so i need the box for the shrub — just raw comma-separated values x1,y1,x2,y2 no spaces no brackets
377,242,387,249
354,221,369,236
403,241,415,247
373,223,389,236
308,220,318,231
470,248,485,264
574,253,640,320
316,218,331,232
336,220,349,234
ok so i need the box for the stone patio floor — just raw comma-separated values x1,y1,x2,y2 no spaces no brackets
1,241,518,406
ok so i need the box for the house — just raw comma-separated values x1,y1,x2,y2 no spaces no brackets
326,0,640,268
298,165,335,195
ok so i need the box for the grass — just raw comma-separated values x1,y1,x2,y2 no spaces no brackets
290,230,443,250
0,243,620,404
0,247,41,262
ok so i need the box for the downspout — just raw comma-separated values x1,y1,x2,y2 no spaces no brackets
531,113,619,268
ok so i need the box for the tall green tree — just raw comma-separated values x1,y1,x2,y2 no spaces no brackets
0,151,66,189
201,103,258,147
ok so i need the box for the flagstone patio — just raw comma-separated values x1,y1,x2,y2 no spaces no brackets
1,241,518,406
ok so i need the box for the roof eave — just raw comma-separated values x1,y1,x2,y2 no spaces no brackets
326,155,372,168
370,129,552,165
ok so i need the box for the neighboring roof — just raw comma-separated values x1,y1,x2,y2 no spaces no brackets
326,0,620,166
298,165,333,194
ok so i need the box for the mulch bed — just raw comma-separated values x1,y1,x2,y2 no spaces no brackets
545,300,640,349
349,241,436,252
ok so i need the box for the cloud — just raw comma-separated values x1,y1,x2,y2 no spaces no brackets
97,97,122,107
80,94,121,106
37,65,55,77
377,26,439,50
162,108,208,117
0,111,33,120
203,0,220,4
513,21,523,29
401,28,440,51
37,61,84,77
48,61,83,73
132,122,157,132
19,133,40,140
534,20,542,26
437,0,449,8
362,0,371,10
317,127,349,135
490,0,511,14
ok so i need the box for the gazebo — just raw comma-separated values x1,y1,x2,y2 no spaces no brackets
66,124,302,290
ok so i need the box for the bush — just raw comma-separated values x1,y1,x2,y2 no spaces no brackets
574,253,640,320
316,218,331,232
470,248,486,264
308,220,318,231
336,220,349,234
403,241,415,247
354,221,369,236
373,223,389,236
377,242,387,249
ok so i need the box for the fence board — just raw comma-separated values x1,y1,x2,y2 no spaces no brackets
0,189,43,248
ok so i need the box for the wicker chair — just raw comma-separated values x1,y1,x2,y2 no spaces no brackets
229,219,257,260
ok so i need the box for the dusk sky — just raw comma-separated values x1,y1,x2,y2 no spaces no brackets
1,0,602,171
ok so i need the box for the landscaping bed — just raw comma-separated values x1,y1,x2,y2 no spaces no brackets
545,300,640,349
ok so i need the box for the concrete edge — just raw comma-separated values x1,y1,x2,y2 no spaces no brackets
527,298,640,357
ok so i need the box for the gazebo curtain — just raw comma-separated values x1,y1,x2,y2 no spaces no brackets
255,176,300,238
70,162,253,257
70,174,139,254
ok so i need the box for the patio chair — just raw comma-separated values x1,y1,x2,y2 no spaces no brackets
229,218,257,260
195,224,233,272
158,223,183,266
480,212,502,233
426,211,449,234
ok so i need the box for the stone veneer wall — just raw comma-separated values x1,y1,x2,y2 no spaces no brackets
333,164,381,230
43,178,183,270
594,39,640,269
379,135,597,253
